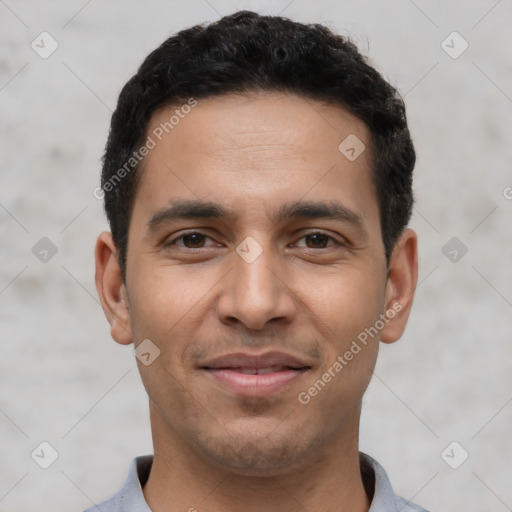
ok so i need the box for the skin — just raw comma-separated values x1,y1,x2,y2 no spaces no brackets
95,91,418,512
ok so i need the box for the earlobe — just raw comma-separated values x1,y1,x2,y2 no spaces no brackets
94,232,133,345
380,229,418,344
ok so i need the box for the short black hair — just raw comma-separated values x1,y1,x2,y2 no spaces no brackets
101,10,415,279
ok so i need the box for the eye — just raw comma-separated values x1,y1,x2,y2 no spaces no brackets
165,230,343,251
293,231,341,249
166,231,219,249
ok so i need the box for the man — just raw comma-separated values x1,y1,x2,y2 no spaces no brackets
91,10,425,512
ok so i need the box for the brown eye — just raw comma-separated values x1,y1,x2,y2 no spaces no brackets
166,231,217,249
293,231,340,249
304,233,331,248
181,233,206,248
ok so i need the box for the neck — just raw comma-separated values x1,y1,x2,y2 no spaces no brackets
142,405,371,512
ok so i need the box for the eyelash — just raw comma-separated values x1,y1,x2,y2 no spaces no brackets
165,230,343,250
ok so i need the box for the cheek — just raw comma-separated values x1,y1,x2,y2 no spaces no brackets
301,265,386,344
126,272,203,407
299,265,385,402
127,264,212,339
299,274,383,417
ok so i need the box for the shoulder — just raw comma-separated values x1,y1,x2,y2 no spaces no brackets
83,493,135,512
360,452,430,512
394,495,430,511
82,455,153,512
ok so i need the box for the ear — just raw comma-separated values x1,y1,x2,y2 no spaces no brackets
94,231,133,345
380,229,418,344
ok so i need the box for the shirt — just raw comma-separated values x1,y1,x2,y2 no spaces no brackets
83,452,429,512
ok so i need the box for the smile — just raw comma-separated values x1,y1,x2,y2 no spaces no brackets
201,352,311,397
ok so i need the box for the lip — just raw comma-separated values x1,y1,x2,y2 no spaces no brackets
200,351,311,398
202,351,310,370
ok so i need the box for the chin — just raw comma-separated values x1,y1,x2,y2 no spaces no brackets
194,429,322,477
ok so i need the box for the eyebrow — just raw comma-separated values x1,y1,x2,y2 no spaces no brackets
147,198,368,236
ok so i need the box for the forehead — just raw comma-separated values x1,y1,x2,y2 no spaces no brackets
133,92,378,231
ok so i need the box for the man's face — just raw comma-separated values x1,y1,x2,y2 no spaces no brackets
98,92,415,475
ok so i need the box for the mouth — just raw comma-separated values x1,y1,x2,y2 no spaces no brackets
222,365,302,375
200,352,311,397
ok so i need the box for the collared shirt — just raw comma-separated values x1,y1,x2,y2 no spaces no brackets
83,452,429,512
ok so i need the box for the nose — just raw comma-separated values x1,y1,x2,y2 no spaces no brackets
215,242,297,331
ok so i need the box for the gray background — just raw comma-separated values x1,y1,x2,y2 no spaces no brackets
1,1,511,511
